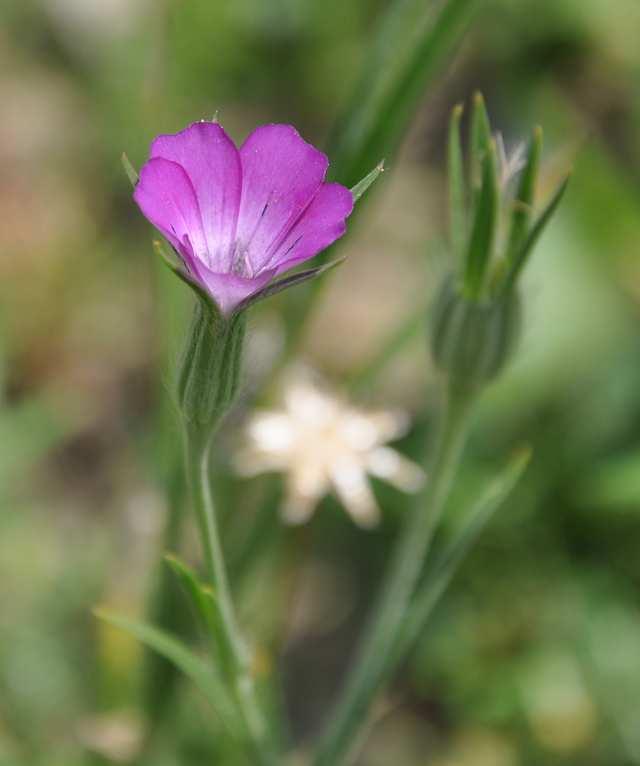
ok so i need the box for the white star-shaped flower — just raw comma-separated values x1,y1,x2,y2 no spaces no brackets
234,369,425,527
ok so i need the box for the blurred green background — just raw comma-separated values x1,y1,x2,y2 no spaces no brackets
1,0,640,764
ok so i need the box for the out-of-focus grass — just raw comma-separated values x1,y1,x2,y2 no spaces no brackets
1,0,640,764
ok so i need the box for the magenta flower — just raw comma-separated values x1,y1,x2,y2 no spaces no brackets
133,121,354,315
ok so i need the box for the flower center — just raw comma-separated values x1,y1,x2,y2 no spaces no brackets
228,241,254,278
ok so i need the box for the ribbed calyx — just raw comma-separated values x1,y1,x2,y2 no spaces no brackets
431,277,520,392
177,297,246,443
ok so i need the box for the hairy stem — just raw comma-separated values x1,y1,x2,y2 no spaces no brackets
184,428,278,766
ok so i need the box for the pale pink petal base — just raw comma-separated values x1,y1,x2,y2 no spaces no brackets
194,263,276,316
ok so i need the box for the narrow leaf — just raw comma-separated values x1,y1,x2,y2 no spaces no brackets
165,554,230,666
165,554,213,622
464,140,499,298
448,103,466,261
94,608,240,734
502,174,570,292
276,0,479,354
347,300,430,394
350,161,385,203
328,0,480,190
470,92,492,191
234,258,345,314
121,152,139,188
506,126,542,263
396,447,531,659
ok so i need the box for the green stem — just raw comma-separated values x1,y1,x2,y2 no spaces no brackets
184,428,277,766
312,384,476,766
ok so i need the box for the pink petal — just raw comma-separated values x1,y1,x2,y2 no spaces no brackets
236,125,329,274
133,157,208,262
270,183,354,274
151,122,242,270
194,262,276,316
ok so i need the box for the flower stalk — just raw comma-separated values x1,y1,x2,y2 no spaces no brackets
183,428,276,765
175,292,277,764
312,383,475,766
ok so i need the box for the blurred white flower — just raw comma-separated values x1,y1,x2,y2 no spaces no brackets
234,369,425,527
76,712,142,763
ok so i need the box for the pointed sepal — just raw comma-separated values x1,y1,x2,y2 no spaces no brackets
122,152,139,188
506,126,543,265
501,174,570,293
448,104,466,262
350,161,385,203
470,92,492,191
234,257,346,314
463,138,499,299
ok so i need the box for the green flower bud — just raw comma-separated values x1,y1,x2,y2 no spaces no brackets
431,95,569,394
177,296,246,443
430,277,521,392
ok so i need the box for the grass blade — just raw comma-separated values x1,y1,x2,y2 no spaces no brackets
165,554,229,665
396,447,531,659
328,0,481,190
94,608,240,735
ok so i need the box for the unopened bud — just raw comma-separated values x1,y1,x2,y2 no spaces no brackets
430,277,521,392
177,296,246,442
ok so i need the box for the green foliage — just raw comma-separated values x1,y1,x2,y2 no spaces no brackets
327,0,481,189
94,609,241,737
398,447,531,657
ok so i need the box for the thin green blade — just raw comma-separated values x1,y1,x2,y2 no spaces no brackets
165,554,229,667
502,174,570,291
121,152,139,188
506,126,543,264
328,0,480,190
94,608,240,735
469,92,492,191
396,447,531,659
350,161,385,203
464,140,499,298
234,257,345,314
448,103,466,262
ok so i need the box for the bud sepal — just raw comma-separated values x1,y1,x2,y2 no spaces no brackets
177,295,246,445
431,277,521,393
